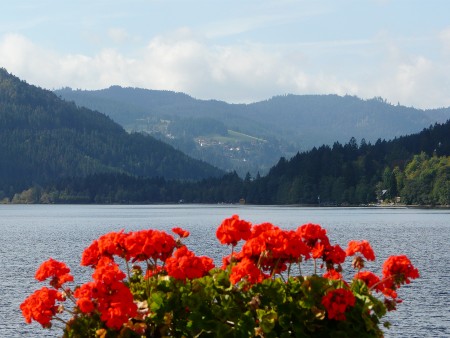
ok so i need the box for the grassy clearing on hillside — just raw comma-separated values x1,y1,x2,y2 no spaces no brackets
211,130,266,144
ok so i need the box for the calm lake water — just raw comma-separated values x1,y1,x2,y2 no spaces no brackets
0,205,449,337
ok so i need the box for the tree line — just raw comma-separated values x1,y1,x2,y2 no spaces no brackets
6,120,449,206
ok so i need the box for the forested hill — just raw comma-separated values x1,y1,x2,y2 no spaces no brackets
55,86,450,176
0,69,222,197
15,119,449,205
249,120,450,205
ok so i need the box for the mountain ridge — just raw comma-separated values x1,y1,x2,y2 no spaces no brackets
55,86,450,176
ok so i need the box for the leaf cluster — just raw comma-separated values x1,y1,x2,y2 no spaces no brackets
64,269,387,338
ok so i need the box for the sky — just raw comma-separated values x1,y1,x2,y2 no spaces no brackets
1,0,450,109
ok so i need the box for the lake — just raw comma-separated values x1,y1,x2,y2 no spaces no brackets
0,204,449,337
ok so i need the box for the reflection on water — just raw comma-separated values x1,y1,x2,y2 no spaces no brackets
1,205,449,337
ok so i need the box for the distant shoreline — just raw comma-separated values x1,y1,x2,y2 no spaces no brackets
1,201,449,210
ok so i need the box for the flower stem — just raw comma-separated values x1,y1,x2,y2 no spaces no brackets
125,258,131,281
53,315,69,325
370,275,396,291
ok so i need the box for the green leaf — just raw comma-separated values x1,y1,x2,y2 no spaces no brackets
257,309,278,333
149,291,165,312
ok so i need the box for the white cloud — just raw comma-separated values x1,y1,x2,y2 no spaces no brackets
1,31,450,109
354,32,450,108
0,33,57,77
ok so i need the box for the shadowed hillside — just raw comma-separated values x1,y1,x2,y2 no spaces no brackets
0,69,222,197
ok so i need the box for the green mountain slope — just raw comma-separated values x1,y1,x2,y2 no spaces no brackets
0,69,222,196
21,119,449,205
247,120,450,205
55,87,450,176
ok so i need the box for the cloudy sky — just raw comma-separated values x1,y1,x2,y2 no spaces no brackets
1,0,449,108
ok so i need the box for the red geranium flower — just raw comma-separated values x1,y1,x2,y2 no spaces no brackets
241,236,265,259
123,229,154,262
145,265,163,279
151,230,177,261
324,269,343,280
97,230,128,258
230,257,267,285
73,281,98,313
35,258,73,289
382,287,398,299
354,271,382,292
124,229,176,262
172,227,190,238
92,257,126,284
20,287,65,327
251,222,278,237
283,230,310,260
311,241,326,259
297,223,330,252
165,246,214,280
382,255,419,288
346,240,375,261
97,281,138,330
81,239,101,267
216,214,252,246
324,244,347,265
321,288,356,321
74,282,96,313
74,278,137,330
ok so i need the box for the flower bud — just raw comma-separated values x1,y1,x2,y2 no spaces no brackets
352,256,365,270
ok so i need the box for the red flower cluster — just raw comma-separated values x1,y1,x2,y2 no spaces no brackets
80,230,126,267
346,240,376,270
125,229,176,262
222,221,348,284
230,257,266,285
297,223,346,266
165,246,214,280
75,227,214,329
244,225,310,272
81,229,177,266
74,257,137,330
35,258,74,289
354,271,382,291
346,240,375,261
297,223,329,249
382,255,420,288
321,289,356,321
350,254,419,307
20,287,64,327
216,214,252,246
